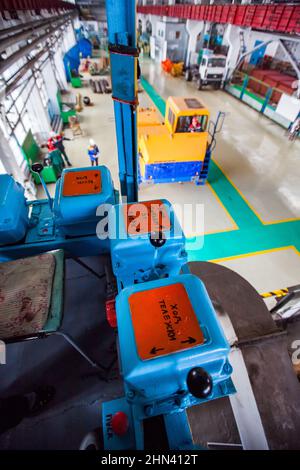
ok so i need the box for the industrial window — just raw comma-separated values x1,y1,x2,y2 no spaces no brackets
0,77,41,167
0,159,5,175
207,58,226,68
34,70,48,108
2,79,35,139
9,10,19,20
2,10,19,21
168,108,175,128
176,31,181,39
176,115,208,133
13,124,26,155
9,135,26,167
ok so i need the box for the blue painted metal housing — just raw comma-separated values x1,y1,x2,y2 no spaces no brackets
139,149,212,186
106,0,138,202
0,175,29,246
141,160,203,184
103,273,234,450
109,199,187,287
54,166,116,237
63,39,93,81
0,166,118,261
103,397,136,451
117,274,233,409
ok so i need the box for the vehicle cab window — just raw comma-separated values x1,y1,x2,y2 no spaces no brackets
168,108,176,128
207,58,226,68
176,115,208,133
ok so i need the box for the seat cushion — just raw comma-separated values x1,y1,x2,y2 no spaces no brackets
0,253,56,339
43,250,64,333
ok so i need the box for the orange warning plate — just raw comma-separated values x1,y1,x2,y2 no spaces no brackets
129,283,204,360
124,199,171,235
63,170,102,197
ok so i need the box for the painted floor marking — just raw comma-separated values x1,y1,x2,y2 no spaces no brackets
140,77,300,262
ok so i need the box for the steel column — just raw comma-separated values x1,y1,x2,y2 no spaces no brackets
106,0,138,202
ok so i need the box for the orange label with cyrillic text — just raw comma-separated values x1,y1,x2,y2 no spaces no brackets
63,170,102,196
123,200,171,235
129,283,204,360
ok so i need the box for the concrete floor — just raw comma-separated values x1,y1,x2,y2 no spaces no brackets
215,247,300,294
141,60,300,224
0,256,122,450
2,59,300,449
40,77,120,198
138,60,300,295
39,60,300,295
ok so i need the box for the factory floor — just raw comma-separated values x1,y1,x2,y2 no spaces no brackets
43,59,300,297
138,60,300,299
2,59,300,450
0,256,122,450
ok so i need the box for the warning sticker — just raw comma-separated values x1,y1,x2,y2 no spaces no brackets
129,283,204,360
124,199,171,235
63,170,102,197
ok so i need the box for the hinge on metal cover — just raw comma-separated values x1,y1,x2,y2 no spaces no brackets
108,44,139,106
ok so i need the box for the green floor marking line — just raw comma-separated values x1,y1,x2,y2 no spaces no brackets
187,220,300,261
141,76,300,262
207,161,262,229
140,77,166,116
141,76,262,229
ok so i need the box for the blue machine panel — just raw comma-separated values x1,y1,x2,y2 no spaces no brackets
54,166,116,237
141,161,203,184
109,43,138,105
109,199,187,287
102,397,136,451
0,175,29,245
116,274,233,414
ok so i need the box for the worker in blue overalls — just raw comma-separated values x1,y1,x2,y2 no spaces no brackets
88,139,100,166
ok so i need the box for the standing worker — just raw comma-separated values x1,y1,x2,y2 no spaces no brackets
88,139,100,166
47,133,64,177
47,132,57,153
50,131,72,167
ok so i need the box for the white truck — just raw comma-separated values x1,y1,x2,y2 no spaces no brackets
185,49,227,90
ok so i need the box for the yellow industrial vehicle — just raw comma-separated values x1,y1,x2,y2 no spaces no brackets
138,96,212,185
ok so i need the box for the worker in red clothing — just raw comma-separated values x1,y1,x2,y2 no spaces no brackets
48,131,72,167
47,134,57,152
46,132,65,176
188,116,202,133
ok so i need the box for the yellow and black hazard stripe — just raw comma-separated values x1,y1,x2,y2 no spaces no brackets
260,288,289,299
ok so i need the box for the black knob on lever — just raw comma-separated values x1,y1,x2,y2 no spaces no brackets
187,367,213,399
31,162,44,174
149,231,166,248
31,162,53,210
